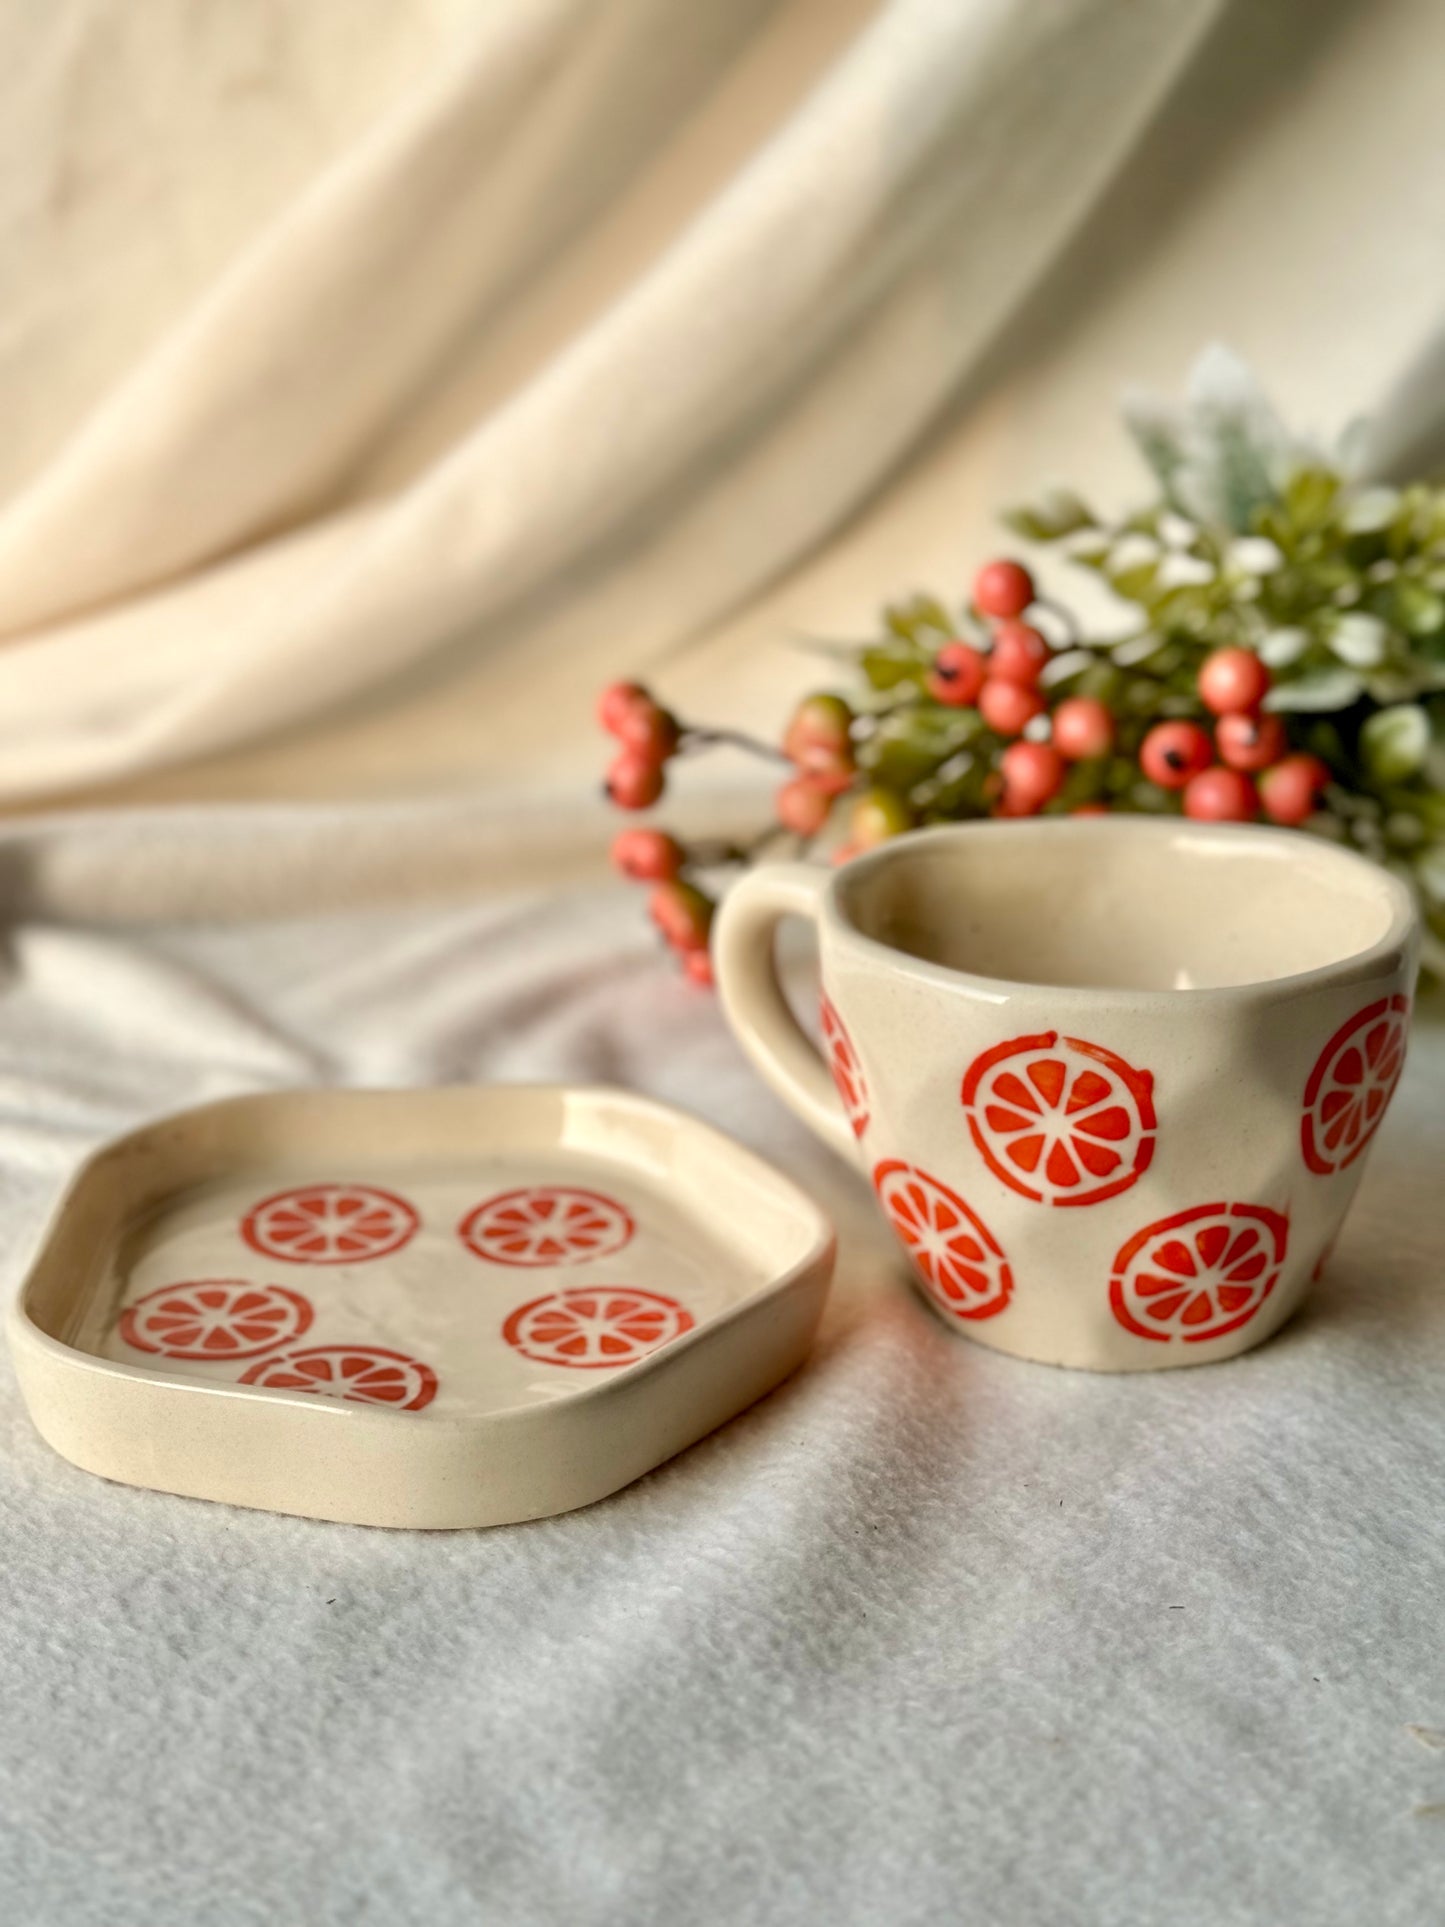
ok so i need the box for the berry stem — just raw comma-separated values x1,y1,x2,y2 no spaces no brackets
681,726,794,765
680,825,804,868
682,837,754,867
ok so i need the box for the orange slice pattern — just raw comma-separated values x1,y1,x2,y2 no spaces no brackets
241,1185,419,1265
1301,995,1409,1176
119,1280,313,1360
501,1287,693,1368
961,1030,1156,1207
873,1160,1013,1322
240,1344,438,1409
1110,1202,1288,1344
459,1187,635,1267
820,993,869,1138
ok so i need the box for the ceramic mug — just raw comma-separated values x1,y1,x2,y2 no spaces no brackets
714,818,1418,1370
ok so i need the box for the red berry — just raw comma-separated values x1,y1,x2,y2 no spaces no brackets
607,751,665,810
1140,721,1213,790
1198,648,1271,716
973,559,1035,620
926,641,986,707
682,948,714,988
987,622,1050,686
850,787,912,849
1215,710,1286,773
1070,803,1110,816
597,681,651,735
1000,741,1065,806
611,828,683,881
1258,754,1330,827
1182,766,1258,823
1050,696,1115,761
616,699,680,760
978,678,1045,736
784,693,853,772
649,881,713,951
776,775,835,837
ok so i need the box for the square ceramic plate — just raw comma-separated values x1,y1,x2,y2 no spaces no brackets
9,1086,835,1528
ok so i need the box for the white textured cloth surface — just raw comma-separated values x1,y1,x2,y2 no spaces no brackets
1,804,1443,1926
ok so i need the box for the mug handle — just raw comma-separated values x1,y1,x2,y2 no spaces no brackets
714,862,856,1160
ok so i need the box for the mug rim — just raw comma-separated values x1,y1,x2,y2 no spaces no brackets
823,817,1418,1006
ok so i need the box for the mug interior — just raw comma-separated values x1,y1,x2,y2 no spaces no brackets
835,821,1404,992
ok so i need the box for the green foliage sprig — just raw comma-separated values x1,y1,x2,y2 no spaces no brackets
602,349,1445,980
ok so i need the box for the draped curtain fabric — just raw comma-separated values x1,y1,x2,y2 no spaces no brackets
7,0,1445,811
0,0,1235,805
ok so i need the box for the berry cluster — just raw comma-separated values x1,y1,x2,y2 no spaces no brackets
599,682,681,810
599,554,1350,984
1139,650,1327,825
599,683,715,983
922,561,1116,818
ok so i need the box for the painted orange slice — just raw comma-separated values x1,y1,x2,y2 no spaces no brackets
1301,995,1409,1176
501,1287,693,1368
241,1184,419,1265
459,1187,635,1267
240,1344,438,1409
820,993,869,1138
119,1280,313,1360
1110,1202,1288,1344
873,1160,1013,1321
962,1031,1156,1207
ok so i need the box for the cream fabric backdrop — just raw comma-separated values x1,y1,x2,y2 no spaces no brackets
8,0,1445,814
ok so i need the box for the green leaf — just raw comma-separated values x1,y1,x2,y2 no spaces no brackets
1328,613,1390,668
1385,811,1424,849
1284,466,1339,531
1360,704,1430,783
1227,536,1284,576
1392,577,1445,637
1335,415,1372,477
1259,627,1309,667
1002,487,1093,541
1416,841,1445,904
1107,562,1160,604
1340,485,1400,533
883,596,952,644
1124,348,1306,533
1300,717,1348,768
857,706,980,791
1120,392,1190,504
1264,669,1364,713
1001,508,1052,543
861,641,927,692
1060,528,1112,565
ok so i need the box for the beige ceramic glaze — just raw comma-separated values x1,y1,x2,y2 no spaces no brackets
716,819,1418,1371
9,1086,834,1526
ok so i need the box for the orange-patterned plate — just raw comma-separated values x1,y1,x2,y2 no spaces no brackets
9,1087,833,1528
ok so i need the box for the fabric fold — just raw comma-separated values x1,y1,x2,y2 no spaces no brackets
0,0,1220,803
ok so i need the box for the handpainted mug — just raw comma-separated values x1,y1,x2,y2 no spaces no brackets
714,819,1418,1370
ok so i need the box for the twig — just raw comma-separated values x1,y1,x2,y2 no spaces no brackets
681,727,793,765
